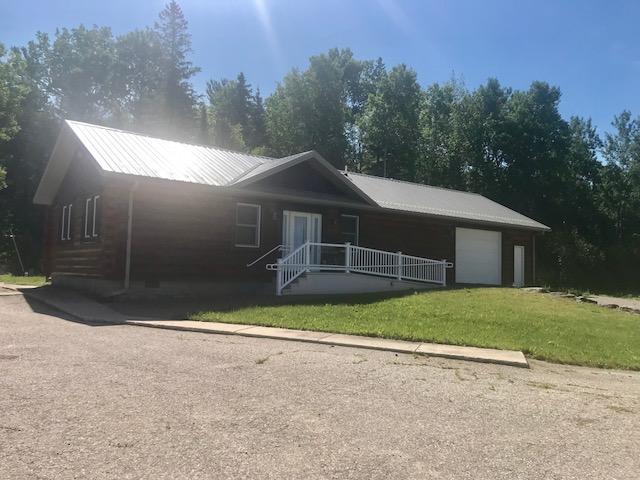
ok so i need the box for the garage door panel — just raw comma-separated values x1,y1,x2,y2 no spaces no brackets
455,228,502,285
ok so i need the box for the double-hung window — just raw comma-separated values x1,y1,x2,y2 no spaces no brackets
84,195,100,239
340,214,359,245
235,203,261,247
60,203,73,241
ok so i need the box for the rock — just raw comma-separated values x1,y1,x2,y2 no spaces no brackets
578,296,597,304
619,306,640,314
523,287,547,293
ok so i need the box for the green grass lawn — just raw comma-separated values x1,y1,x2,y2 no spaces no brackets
191,288,640,370
0,274,47,286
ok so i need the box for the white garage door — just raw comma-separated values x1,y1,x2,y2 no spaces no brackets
455,228,502,285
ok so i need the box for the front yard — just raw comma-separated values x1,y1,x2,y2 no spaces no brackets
191,288,640,370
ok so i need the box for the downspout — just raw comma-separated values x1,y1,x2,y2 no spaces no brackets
124,181,139,290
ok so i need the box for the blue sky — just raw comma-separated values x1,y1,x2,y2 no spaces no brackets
2,0,639,135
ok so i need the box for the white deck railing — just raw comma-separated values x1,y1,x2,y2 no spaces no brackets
266,242,453,296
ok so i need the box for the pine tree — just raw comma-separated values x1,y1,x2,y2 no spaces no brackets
154,1,199,139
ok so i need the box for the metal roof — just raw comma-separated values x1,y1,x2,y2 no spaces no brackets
67,120,274,186
35,120,550,231
343,172,550,231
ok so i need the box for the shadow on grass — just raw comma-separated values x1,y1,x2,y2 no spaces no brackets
210,284,503,310
110,284,506,320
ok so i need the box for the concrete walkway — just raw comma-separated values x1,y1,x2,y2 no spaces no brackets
0,282,40,296
21,286,128,324
127,320,528,367
18,286,528,368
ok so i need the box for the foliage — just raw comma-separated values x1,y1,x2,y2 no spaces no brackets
153,0,200,139
205,72,265,151
191,288,640,370
265,48,365,167
358,65,422,180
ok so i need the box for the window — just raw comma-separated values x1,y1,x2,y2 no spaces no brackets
60,203,72,241
235,203,261,247
84,195,100,239
340,214,359,245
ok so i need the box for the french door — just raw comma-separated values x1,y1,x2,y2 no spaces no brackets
282,210,322,263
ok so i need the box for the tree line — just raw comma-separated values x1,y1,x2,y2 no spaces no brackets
1,1,639,291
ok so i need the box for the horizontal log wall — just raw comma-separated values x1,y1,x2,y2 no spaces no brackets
45,152,106,278
45,165,536,288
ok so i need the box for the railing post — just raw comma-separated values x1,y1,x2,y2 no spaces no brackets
441,259,447,286
276,258,283,296
397,251,403,280
345,242,351,273
305,242,311,272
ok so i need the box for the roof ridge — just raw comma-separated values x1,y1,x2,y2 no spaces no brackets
65,119,276,161
342,170,483,197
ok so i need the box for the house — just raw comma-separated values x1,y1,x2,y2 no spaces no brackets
33,120,550,297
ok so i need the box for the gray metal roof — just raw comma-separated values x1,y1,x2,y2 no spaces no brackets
343,172,550,231
67,120,274,186
35,120,549,231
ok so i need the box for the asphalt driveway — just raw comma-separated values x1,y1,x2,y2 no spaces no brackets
1,295,639,479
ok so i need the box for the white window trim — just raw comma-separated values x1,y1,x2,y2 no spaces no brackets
84,197,92,238
84,195,100,239
340,214,359,245
66,205,71,240
61,203,72,241
61,205,67,241
92,195,99,237
235,203,261,248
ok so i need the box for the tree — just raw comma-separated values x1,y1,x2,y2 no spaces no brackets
205,74,266,152
0,40,57,271
113,28,165,131
47,26,118,122
0,44,27,144
601,111,640,240
248,87,267,151
358,64,422,180
266,48,364,166
154,0,200,139
0,43,29,190
418,79,466,187
206,73,256,150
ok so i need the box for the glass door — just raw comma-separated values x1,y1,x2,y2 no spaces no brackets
282,211,322,264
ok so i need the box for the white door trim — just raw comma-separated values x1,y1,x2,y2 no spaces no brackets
513,245,525,287
282,210,322,254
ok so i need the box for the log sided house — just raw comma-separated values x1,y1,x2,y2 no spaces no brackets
34,120,549,297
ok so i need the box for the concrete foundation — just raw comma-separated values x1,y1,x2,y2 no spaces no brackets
51,274,274,299
284,271,441,295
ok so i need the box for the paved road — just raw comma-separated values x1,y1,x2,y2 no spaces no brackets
1,295,639,479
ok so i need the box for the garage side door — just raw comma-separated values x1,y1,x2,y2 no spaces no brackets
455,228,502,285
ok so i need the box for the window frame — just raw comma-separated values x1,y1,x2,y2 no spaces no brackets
340,214,359,245
84,195,100,239
60,203,72,241
235,203,261,248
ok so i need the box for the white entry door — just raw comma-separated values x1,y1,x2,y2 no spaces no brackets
513,245,525,287
282,211,322,260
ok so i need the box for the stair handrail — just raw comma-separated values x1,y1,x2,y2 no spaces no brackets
246,244,283,267
270,241,310,295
